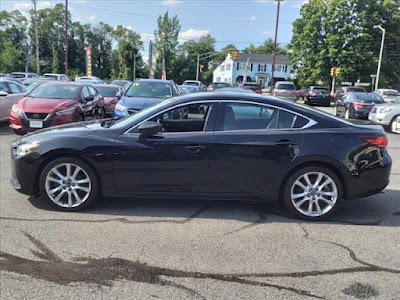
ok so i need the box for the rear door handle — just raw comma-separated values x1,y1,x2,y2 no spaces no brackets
184,145,206,154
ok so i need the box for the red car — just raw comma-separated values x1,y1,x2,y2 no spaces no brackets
93,84,123,115
9,82,104,135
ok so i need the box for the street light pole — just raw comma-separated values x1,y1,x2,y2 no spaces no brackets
271,0,283,87
32,0,40,75
65,0,69,75
374,25,385,91
196,54,200,81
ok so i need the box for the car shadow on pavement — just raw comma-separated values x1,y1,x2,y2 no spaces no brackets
27,188,400,227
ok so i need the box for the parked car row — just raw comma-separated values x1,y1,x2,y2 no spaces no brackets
333,91,400,134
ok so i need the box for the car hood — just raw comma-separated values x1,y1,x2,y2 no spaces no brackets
18,97,77,113
120,96,165,110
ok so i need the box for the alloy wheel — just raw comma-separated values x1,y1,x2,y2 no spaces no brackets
45,163,92,208
290,172,338,217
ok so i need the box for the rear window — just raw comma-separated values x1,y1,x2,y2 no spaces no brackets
183,81,199,86
355,94,384,102
312,88,329,93
11,74,25,79
385,91,398,96
212,82,230,89
96,87,118,97
43,75,58,80
348,87,365,92
276,83,296,90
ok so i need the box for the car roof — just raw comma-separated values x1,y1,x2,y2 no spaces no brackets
39,81,85,87
136,79,174,84
276,81,295,84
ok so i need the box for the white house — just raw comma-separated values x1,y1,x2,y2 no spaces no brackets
212,53,292,87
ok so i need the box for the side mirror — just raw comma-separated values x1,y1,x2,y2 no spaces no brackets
0,91,8,97
138,121,162,136
116,91,122,100
84,95,94,101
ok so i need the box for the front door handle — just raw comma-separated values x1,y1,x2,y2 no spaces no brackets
276,140,297,148
185,145,206,154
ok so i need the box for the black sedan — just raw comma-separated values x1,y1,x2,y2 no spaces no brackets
10,92,391,220
334,92,385,119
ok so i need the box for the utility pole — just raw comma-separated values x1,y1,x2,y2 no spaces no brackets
374,25,385,90
133,52,136,81
32,0,40,75
64,0,69,75
271,0,283,87
196,54,200,81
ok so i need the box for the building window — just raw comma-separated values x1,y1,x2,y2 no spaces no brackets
226,64,231,71
216,77,221,82
237,63,240,71
284,65,288,72
250,63,253,71
221,65,225,72
258,64,260,72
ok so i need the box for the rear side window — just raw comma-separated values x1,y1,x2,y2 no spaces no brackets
222,103,309,131
82,87,90,99
8,82,22,93
348,87,365,92
0,82,9,92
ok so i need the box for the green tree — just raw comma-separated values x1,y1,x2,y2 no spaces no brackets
154,12,181,79
0,10,28,72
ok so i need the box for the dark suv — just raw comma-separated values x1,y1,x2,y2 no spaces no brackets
305,86,331,106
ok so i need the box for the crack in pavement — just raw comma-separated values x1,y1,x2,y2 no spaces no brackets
0,231,325,299
0,202,214,225
224,205,269,236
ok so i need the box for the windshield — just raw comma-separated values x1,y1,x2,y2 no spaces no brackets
26,82,42,94
110,98,174,127
183,81,199,86
11,74,25,79
276,84,296,90
385,91,398,96
43,75,58,80
312,88,329,93
28,84,80,99
212,83,230,89
181,86,197,93
96,87,118,97
355,94,384,102
125,82,173,98
348,87,365,92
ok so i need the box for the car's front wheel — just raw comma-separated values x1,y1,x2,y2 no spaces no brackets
39,157,100,211
390,115,400,133
283,166,343,220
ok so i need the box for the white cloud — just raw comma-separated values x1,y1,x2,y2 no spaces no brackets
261,31,272,36
13,1,54,17
140,33,155,43
178,29,210,42
89,15,96,21
162,0,181,6
250,15,257,22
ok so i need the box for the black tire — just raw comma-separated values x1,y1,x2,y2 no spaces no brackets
389,115,400,133
39,157,100,211
13,129,26,135
282,166,343,221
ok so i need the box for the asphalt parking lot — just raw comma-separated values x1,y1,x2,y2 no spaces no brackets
1,107,399,300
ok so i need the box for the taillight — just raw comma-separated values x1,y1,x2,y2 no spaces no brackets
353,102,363,108
255,89,261,93
309,92,316,96
360,135,388,148
274,91,280,96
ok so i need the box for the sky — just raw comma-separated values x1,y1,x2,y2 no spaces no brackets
0,0,308,62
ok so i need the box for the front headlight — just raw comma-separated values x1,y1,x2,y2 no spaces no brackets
11,105,22,115
16,142,39,157
115,102,127,112
379,107,392,113
56,107,76,116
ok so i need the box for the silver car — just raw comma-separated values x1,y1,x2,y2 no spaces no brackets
272,81,297,101
0,79,26,121
368,96,400,132
373,89,399,103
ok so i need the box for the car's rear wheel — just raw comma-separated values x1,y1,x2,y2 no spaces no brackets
283,166,343,220
39,157,99,211
345,108,351,119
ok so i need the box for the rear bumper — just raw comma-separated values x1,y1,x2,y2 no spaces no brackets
345,149,392,200
307,97,331,105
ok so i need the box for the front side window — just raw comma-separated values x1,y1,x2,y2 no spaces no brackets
8,82,22,93
82,87,90,99
88,86,97,96
150,103,211,133
0,82,9,92
222,103,308,131
29,84,79,99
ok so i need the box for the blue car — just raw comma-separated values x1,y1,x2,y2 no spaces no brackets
113,79,181,118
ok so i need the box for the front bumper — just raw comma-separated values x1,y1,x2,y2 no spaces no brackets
9,111,79,132
368,112,392,126
10,155,38,195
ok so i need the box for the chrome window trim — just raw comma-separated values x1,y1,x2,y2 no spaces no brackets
123,99,317,135
123,100,215,135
